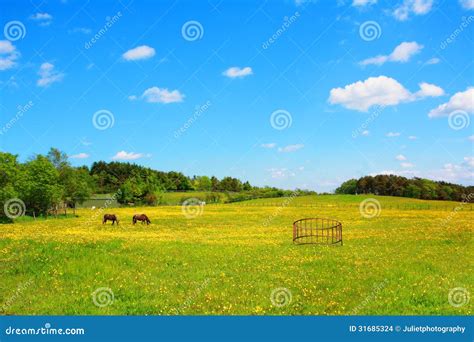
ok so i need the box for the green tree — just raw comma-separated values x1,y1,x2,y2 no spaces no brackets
335,179,357,194
19,155,63,217
192,176,212,191
210,176,219,191
0,152,21,220
62,167,94,210
219,177,243,192
242,181,252,191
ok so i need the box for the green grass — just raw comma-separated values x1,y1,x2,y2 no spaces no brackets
0,195,472,315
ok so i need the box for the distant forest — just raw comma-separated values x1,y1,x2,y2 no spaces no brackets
336,175,473,202
0,148,313,217
2,148,473,219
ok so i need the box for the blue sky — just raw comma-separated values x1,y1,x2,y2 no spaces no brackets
0,0,473,191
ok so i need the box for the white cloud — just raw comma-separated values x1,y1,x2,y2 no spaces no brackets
278,144,304,153
393,0,433,21
0,40,15,54
428,158,474,182
30,13,52,20
374,156,474,183
111,151,148,160
408,135,418,140
69,27,92,34
353,0,377,6
361,130,370,136
428,87,474,117
415,82,445,97
390,42,424,62
268,168,295,179
329,76,409,111
122,45,155,61
386,132,401,137
134,86,184,104
359,55,389,66
360,41,423,66
222,66,253,78
0,40,19,71
396,154,407,161
37,62,64,87
370,169,420,177
464,156,474,167
29,12,53,26
460,0,474,9
261,143,276,149
69,153,89,159
401,162,414,168
425,57,440,65
328,76,443,111
412,0,433,14
468,135,474,141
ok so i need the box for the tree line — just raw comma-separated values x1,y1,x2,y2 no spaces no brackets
0,148,313,219
335,175,474,202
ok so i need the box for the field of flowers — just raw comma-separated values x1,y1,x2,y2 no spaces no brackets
0,195,472,315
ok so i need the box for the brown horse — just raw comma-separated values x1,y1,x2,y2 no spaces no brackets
133,214,151,225
103,214,119,225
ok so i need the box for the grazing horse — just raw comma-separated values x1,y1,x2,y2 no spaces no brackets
103,214,119,225
133,214,151,225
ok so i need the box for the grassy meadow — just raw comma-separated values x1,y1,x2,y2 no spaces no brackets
0,194,472,315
